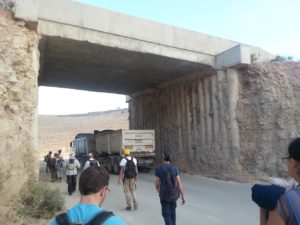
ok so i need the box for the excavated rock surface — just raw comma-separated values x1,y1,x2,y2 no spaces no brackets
0,10,39,205
129,62,300,181
237,62,300,178
0,0,15,11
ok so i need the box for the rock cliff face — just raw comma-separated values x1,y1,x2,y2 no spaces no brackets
129,62,300,180
237,62,300,178
0,10,39,201
0,0,15,11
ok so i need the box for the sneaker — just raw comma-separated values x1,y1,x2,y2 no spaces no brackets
125,206,131,211
134,202,138,210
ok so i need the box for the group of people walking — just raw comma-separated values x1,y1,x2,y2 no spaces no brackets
48,137,300,225
49,147,186,225
45,149,65,182
45,150,81,195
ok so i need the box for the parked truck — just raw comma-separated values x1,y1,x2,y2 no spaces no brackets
70,129,155,173
70,133,95,167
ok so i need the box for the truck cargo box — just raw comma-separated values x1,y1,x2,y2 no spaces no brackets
95,129,155,156
74,133,95,155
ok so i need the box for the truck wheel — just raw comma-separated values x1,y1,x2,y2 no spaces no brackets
113,159,119,174
138,166,151,173
107,159,113,173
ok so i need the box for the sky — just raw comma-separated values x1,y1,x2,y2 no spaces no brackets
38,87,128,115
38,0,300,115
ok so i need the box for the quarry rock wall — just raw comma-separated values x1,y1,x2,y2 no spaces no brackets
0,9,39,201
237,62,300,178
129,62,300,180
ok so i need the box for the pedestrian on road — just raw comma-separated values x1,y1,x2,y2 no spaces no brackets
50,166,126,225
57,149,65,165
118,148,138,211
49,153,58,182
155,151,185,225
83,152,100,170
57,149,61,156
55,154,64,182
44,151,52,173
65,152,81,196
258,137,300,225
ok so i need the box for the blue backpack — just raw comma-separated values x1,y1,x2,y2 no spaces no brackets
55,159,63,169
285,189,300,225
67,159,75,170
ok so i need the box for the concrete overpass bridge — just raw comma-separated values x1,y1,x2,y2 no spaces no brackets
4,0,292,205
15,0,272,94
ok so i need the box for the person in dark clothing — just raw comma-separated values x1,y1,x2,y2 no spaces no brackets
155,151,185,225
258,137,300,225
49,153,58,182
83,153,100,170
45,151,52,173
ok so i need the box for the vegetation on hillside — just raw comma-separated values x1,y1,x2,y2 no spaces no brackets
18,182,65,219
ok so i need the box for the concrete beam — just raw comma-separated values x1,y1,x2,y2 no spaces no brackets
14,0,275,95
14,0,37,21
215,45,251,69
215,44,275,69
35,0,238,56
37,20,215,66
14,0,239,58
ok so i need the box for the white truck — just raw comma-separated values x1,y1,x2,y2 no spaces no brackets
94,129,155,174
71,129,155,173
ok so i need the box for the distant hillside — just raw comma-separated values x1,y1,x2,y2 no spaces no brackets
38,109,129,157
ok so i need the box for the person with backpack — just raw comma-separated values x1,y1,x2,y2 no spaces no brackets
65,152,81,195
49,153,58,182
50,166,126,225
44,151,52,173
118,148,138,211
155,151,185,225
56,154,64,182
83,152,100,170
258,137,300,225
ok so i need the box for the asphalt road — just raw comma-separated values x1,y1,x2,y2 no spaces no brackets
50,170,258,225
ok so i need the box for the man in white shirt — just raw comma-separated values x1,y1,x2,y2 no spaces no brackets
65,152,81,195
83,152,100,170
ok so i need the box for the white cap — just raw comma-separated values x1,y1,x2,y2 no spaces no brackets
69,152,75,159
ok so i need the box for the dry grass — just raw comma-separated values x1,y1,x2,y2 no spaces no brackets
18,182,64,220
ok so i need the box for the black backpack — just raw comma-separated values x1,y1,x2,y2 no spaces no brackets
124,157,137,179
89,159,99,167
160,165,180,202
55,210,113,225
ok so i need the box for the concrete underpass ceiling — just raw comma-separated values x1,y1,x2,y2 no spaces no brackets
38,36,211,95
